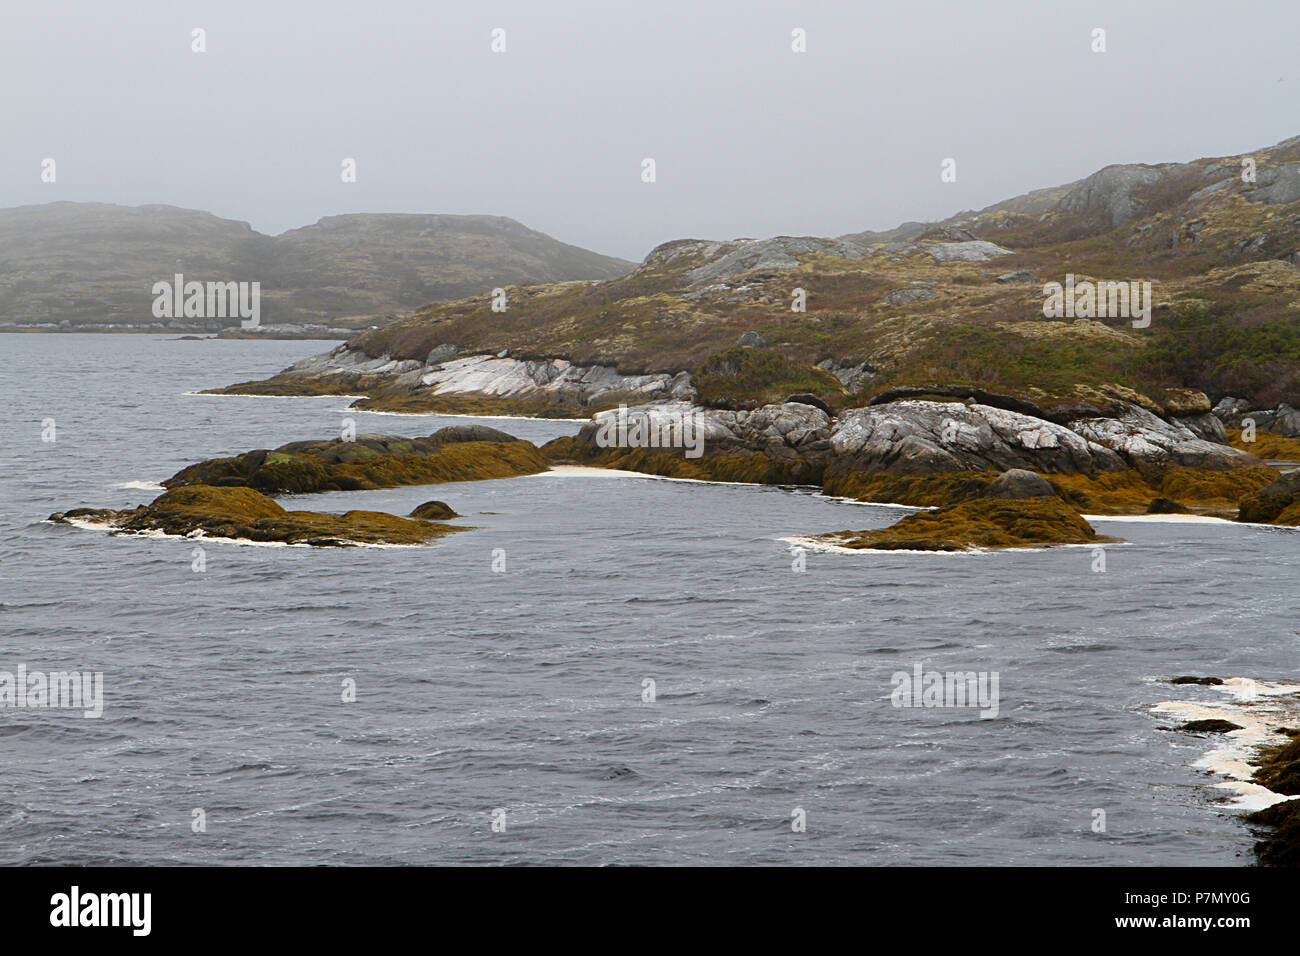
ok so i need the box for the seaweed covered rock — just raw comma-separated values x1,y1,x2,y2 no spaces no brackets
1238,472,1300,525
163,426,548,495
50,486,463,547
1247,735,1300,867
408,500,459,520
813,496,1108,552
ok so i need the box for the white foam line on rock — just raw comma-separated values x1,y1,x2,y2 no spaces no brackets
331,407,582,422
181,392,368,400
1083,513,1235,524
1153,680,1300,811
777,535,986,556
53,520,429,549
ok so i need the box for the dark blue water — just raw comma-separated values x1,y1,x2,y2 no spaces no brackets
2,334,1296,864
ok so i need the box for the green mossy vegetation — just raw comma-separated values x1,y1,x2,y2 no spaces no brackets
693,347,844,409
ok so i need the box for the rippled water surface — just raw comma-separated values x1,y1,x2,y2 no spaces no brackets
2,334,1297,865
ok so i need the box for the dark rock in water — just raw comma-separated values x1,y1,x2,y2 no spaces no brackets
736,330,767,347
1170,675,1223,685
985,469,1056,499
785,393,834,416
1146,497,1190,514
408,500,459,520
1178,719,1243,733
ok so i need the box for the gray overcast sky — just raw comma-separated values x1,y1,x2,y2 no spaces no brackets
2,0,1297,261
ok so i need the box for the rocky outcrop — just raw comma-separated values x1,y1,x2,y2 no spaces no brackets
916,240,1012,263
547,397,1270,514
812,496,1108,552
1244,163,1300,205
1057,164,1171,226
209,345,697,415
1214,400,1300,438
49,485,463,548
551,396,1263,495
682,236,865,287
163,426,549,494
829,401,1126,475
1237,472,1300,525
1068,404,1252,472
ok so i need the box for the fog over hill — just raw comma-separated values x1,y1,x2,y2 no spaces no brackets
0,202,633,332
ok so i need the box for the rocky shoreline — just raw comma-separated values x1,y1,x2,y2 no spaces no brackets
541,396,1288,522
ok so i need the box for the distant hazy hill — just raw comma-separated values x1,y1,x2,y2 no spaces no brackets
0,203,633,330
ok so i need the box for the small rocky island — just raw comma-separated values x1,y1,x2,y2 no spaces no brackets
49,424,543,547
808,470,1114,552
50,486,464,548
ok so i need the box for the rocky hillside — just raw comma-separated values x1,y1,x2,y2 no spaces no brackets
0,203,632,331
265,133,1300,420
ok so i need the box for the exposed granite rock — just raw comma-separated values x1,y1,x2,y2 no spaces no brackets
1058,163,1169,226
1176,411,1228,443
917,240,1012,263
209,345,698,413
1212,396,1250,419
684,236,865,287
1245,163,1300,205
815,359,877,393
1068,404,1254,472
829,401,1124,475
559,398,1260,487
